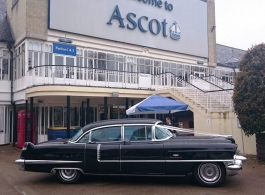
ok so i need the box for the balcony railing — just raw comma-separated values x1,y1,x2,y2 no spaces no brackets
204,75,234,91
155,73,234,111
21,65,234,111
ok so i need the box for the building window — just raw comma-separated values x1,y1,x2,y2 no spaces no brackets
97,52,107,70
76,49,83,79
138,58,151,74
44,44,52,65
28,41,43,71
13,43,26,80
0,50,10,81
84,50,94,69
44,44,52,77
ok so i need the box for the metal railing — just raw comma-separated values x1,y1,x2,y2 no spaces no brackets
27,65,140,89
25,65,234,111
204,75,234,91
155,72,233,111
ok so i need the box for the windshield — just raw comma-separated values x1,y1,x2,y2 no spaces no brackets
70,128,84,142
155,125,173,140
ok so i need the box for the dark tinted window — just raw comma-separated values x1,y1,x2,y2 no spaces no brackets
77,132,90,143
124,125,152,141
91,126,121,142
155,126,172,140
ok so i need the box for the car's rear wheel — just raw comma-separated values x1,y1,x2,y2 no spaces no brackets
56,169,81,184
193,162,226,187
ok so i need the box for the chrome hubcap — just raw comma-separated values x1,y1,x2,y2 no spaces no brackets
59,169,77,181
199,163,220,183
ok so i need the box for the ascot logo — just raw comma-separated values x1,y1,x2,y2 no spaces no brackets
170,22,181,40
107,5,181,41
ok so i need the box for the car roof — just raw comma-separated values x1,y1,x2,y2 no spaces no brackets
82,118,162,132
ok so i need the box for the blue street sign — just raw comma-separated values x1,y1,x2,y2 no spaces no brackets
53,43,76,56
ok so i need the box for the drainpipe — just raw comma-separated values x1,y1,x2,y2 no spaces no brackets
7,42,16,147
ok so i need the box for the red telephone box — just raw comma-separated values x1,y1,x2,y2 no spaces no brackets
17,110,35,148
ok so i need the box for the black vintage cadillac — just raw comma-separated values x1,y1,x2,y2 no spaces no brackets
15,118,247,187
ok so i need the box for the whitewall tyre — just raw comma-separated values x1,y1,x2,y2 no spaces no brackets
56,169,81,184
193,162,226,187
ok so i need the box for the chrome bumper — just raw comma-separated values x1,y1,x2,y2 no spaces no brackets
226,155,247,176
15,159,25,171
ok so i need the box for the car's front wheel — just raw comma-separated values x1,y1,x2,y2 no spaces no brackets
56,169,81,184
193,162,226,187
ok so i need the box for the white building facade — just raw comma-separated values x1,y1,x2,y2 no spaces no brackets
0,0,256,154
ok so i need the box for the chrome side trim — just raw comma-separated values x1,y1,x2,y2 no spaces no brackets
17,158,235,164
165,159,234,163
97,159,234,163
51,168,85,174
98,160,120,163
97,144,101,162
24,160,83,164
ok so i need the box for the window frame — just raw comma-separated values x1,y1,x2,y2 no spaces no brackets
123,124,153,142
89,125,122,143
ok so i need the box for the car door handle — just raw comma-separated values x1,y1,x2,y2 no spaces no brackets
0,130,4,133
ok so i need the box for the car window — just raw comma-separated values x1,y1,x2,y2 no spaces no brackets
91,126,121,142
155,126,172,140
70,128,83,142
77,132,90,143
124,125,152,141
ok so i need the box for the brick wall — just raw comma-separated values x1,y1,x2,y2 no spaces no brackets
7,0,48,46
6,0,27,45
26,0,48,41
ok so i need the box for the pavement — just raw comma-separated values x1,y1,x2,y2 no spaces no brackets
0,145,22,195
1,144,265,195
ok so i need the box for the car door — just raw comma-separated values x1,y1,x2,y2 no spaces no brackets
120,125,165,174
83,125,122,174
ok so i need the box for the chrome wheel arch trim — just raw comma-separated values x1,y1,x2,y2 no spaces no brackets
51,168,84,174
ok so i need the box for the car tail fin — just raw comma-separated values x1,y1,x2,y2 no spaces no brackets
22,142,33,150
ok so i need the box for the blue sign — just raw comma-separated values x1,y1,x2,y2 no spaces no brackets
53,43,76,56
58,38,73,44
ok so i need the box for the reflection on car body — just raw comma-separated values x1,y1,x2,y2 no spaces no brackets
15,118,247,187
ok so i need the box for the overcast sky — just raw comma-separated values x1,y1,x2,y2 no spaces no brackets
215,0,265,51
